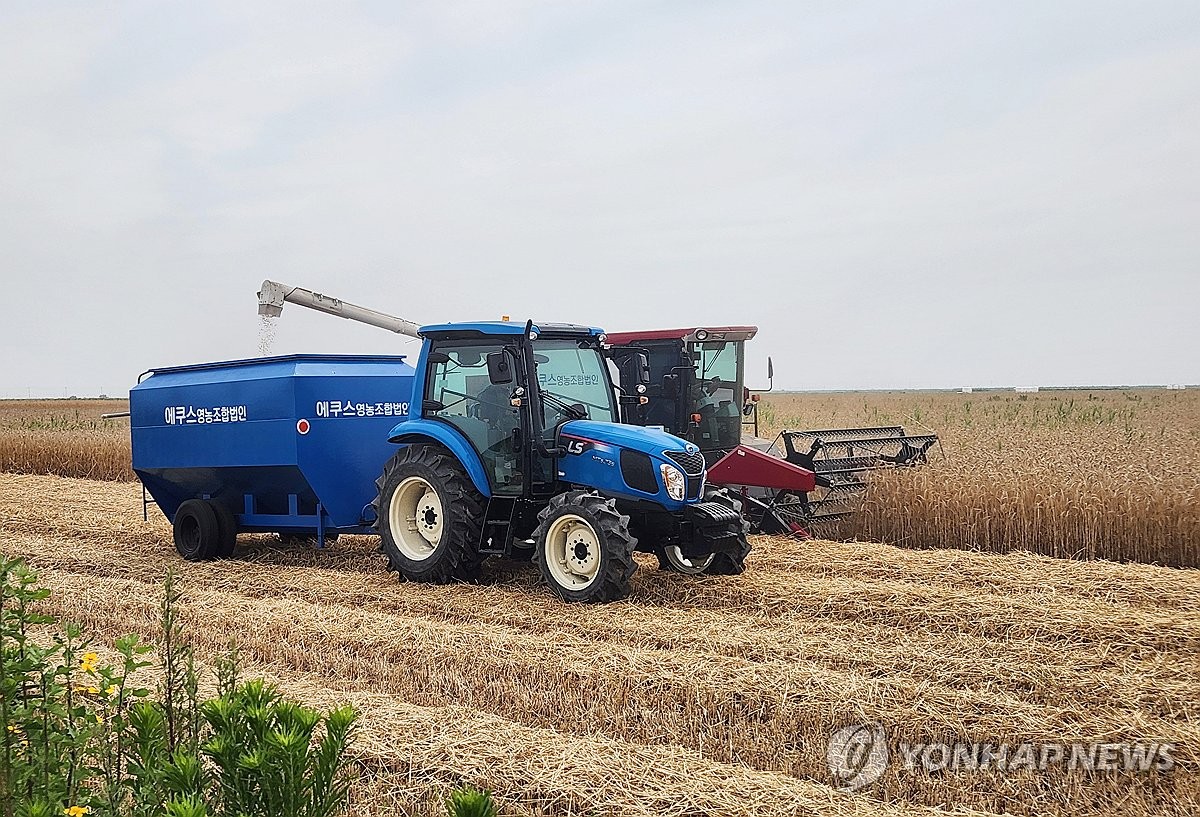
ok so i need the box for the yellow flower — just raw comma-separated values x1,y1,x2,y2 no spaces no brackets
94,714,103,724
5,724,15,733
105,685,118,696
82,652,98,663
64,806,90,817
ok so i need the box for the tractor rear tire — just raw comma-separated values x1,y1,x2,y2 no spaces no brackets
701,488,751,575
173,499,222,562
211,502,239,558
535,491,637,603
373,446,485,584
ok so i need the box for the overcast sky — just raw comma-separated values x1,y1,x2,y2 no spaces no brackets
1,0,1197,396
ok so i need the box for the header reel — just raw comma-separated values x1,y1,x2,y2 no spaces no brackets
747,425,941,536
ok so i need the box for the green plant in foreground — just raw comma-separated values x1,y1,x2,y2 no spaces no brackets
0,558,102,816
201,680,357,817
0,557,359,817
446,785,498,817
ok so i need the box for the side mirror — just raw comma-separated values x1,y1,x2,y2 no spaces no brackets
427,351,450,365
662,373,679,398
487,351,514,385
767,356,774,381
636,351,651,385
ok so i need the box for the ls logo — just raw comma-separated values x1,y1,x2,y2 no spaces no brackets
565,439,592,455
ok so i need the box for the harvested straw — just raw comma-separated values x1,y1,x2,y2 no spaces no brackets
3,473,1197,816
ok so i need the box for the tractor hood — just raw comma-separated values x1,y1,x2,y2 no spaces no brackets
554,419,705,509
558,419,696,458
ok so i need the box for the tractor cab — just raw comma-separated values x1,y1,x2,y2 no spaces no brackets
606,326,764,462
412,321,618,498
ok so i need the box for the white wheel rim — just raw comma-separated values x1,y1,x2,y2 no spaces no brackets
544,514,602,591
664,545,714,575
388,476,443,560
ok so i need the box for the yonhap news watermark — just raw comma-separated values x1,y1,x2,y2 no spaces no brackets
827,723,1177,791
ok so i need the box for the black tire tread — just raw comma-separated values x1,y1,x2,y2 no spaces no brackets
210,502,239,559
173,499,221,562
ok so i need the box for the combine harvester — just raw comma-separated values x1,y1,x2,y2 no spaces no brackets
128,283,758,602
605,327,940,537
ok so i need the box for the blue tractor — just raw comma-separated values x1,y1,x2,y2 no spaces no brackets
252,282,749,602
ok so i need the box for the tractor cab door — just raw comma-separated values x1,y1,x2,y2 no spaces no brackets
423,341,524,495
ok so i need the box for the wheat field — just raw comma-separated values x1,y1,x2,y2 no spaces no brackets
1,471,1197,816
3,389,1198,567
0,399,132,481
756,388,1200,567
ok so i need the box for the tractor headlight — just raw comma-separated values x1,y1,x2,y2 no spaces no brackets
660,463,686,501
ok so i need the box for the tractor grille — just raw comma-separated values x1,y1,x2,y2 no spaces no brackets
665,449,705,476
665,449,706,500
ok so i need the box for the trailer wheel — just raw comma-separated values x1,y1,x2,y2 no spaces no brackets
374,446,485,583
211,502,239,558
173,499,222,562
702,488,752,575
535,491,636,603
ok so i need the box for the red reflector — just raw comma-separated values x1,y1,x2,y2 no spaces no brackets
296,419,311,435
690,413,702,424
751,394,760,402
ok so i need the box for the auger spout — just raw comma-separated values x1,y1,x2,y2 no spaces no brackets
257,280,422,339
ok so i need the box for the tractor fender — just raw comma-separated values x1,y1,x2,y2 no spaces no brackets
385,418,492,498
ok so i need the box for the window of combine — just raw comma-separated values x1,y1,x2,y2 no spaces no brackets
533,338,617,426
689,340,743,450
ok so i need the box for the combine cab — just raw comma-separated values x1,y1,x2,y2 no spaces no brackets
605,327,940,537
605,326,761,456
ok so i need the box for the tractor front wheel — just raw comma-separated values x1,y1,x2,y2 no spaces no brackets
702,488,752,575
655,545,716,575
374,446,485,584
535,491,637,603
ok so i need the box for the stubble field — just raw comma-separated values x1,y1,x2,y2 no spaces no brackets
0,391,1197,815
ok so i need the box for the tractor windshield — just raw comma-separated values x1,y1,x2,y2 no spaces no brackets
534,338,617,425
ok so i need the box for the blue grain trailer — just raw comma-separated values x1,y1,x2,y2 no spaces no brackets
130,354,415,556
